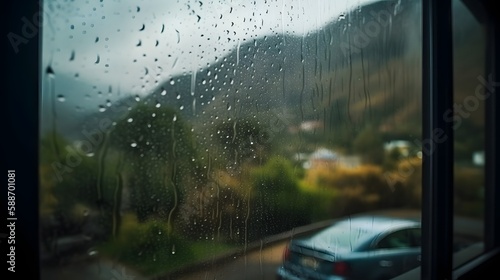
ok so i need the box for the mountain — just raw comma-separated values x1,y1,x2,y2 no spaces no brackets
47,0,484,153
139,0,423,137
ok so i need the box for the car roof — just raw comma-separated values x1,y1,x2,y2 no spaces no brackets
299,214,420,252
332,214,420,232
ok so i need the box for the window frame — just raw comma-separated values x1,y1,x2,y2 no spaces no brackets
421,0,500,279
4,0,500,279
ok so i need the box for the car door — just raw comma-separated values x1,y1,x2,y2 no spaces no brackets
366,228,421,279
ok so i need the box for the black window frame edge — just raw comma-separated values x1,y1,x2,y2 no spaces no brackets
4,0,41,279
3,0,499,279
421,0,455,279
421,0,500,279
479,0,500,254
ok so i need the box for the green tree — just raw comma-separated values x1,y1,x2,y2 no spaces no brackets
110,104,201,222
39,132,116,249
353,125,385,165
213,118,270,166
249,156,311,239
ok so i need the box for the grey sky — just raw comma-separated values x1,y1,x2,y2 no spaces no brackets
42,0,376,97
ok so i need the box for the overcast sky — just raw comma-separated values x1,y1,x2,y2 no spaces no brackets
42,0,376,97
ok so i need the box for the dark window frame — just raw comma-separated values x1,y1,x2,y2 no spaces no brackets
422,0,500,279
4,0,500,279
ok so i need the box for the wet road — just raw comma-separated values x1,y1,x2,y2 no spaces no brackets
41,258,146,280
41,241,287,280
175,241,287,280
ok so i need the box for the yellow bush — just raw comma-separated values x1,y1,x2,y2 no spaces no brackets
301,160,422,216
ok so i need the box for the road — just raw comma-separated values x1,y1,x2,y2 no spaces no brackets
173,241,287,280
41,257,146,280
41,240,288,280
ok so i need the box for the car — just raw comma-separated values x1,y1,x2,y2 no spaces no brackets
276,214,422,280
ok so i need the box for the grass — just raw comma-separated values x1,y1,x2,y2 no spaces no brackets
98,237,238,277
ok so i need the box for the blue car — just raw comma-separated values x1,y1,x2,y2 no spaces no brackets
276,215,422,280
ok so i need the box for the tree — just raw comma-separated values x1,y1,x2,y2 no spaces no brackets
213,117,270,167
249,156,310,238
352,125,385,165
110,104,202,222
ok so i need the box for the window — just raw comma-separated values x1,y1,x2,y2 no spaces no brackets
4,0,500,280
376,229,421,249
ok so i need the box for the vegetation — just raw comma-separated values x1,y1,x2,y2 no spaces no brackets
39,99,483,276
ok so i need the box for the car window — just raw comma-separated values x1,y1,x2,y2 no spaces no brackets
410,228,422,247
375,229,419,249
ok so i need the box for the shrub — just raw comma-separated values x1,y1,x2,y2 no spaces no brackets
301,160,422,217
99,214,194,276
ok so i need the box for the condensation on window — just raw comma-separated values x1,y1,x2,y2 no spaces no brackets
38,1,435,279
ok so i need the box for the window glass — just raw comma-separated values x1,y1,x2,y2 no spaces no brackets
376,228,420,250
452,0,486,257
39,0,423,279
377,229,415,249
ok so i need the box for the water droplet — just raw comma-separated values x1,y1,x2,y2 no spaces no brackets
161,89,167,96
98,105,106,112
170,79,175,85
127,118,133,123
87,249,98,256
131,143,138,147
57,95,66,102
155,102,161,108
171,244,176,254
173,115,177,121
46,65,55,77
176,94,181,100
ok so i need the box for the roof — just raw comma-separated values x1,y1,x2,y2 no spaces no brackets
310,148,337,160
299,215,420,252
